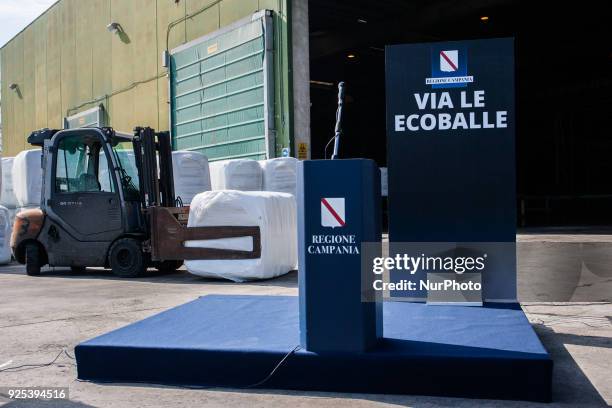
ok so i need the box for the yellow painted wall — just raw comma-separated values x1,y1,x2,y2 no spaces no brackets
1,0,289,157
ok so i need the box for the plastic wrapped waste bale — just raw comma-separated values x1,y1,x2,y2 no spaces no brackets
7,207,18,228
0,205,12,265
1,157,19,209
185,190,297,281
209,159,263,191
12,149,43,208
259,157,298,196
172,151,211,205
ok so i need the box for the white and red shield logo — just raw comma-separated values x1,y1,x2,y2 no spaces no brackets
439,50,459,72
321,198,345,228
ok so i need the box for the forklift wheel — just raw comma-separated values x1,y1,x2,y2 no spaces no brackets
154,260,183,273
108,238,147,278
25,244,42,276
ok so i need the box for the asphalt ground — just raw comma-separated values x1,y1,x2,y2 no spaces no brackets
0,234,610,407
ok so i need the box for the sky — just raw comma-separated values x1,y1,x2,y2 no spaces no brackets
0,0,57,48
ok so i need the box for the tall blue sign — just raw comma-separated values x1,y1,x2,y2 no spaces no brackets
386,38,516,302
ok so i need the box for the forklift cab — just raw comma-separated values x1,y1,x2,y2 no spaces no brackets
12,127,146,276
43,128,142,240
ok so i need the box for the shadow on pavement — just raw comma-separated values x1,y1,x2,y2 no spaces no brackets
532,323,609,406
0,262,298,288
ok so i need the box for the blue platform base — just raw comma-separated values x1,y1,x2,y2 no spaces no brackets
75,295,552,402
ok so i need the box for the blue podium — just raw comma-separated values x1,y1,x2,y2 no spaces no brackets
297,159,382,352
75,158,553,402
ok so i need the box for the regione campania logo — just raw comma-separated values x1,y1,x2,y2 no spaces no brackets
439,50,459,72
426,46,473,89
321,198,345,228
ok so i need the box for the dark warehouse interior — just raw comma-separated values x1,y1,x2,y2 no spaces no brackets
308,0,612,227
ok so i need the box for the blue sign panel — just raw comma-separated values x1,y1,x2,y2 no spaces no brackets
385,38,516,302
297,159,382,352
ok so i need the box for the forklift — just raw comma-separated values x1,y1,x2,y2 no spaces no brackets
11,126,261,277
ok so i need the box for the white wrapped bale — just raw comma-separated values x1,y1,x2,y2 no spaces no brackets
12,149,43,208
209,159,263,191
185,190,297,282
172,151,211,205
7,207,18,228
0,205,12,264
1,157,19,209
98,168,114,193
259,157,298,196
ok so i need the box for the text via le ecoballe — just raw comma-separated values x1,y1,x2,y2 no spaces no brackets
394,90,508,132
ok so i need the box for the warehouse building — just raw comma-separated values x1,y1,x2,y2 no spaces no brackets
0,0,307,162
1,0,611,226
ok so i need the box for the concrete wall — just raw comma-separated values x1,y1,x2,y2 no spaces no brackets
0,0,292,157
291,0,310,159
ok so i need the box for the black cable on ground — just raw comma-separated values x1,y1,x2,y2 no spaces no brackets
0,349,69,373
244,345,301,389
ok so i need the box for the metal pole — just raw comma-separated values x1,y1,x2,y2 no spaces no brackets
331,81,345,160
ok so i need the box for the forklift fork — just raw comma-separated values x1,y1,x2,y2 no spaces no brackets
147,206,261,261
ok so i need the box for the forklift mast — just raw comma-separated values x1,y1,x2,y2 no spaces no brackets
132,127,176,209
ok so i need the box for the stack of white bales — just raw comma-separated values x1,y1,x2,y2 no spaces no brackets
209,159,263,191
1,157,21,226
172,151,211,205
209,157,299,196
185,190,297,282
259,157,298,196
185,157,300,281
13,149,43,212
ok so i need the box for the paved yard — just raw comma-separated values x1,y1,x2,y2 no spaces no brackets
0,235,610,407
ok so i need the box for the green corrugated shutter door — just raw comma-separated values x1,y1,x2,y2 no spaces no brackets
170,11,274,161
